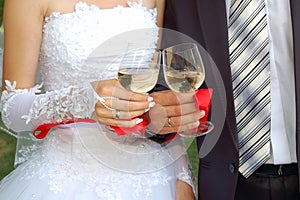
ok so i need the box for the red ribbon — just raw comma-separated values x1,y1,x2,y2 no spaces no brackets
33,118,95,139
194,88,213,123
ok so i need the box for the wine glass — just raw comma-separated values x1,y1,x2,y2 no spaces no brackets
118,47,161,94
110,47,161,137
162,43,214,137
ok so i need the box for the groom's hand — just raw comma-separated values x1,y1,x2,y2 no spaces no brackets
146,90,205,134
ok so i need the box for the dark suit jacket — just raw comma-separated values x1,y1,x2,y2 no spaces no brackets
163,0,300,199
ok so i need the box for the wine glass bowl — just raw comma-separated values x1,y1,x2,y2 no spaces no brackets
118,48,161,93
162,43,214,137
163,43,205,93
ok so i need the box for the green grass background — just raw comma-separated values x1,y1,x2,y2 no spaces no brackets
0,130,16,180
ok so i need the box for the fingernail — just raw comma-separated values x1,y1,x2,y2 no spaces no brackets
135,118,144,124
200,110,206,117
149,101,155,108
145,101,156,112
147,96,154,102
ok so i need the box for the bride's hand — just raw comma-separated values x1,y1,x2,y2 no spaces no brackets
146,90,205,134
176,180,195,200
92,79,155,127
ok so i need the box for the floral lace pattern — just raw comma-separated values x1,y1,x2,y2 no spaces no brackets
0,81,43,127
22,84,95,124
1,81,96,125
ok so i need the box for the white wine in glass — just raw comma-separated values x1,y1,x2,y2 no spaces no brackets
163,43,214,137
118,67,159,93
164,70,205,93
118,48,160,94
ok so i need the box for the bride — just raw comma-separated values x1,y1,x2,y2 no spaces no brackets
0,0,202,199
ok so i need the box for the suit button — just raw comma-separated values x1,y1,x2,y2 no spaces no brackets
229,163,236,173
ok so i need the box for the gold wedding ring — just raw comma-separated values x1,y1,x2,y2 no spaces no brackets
167,117,172,127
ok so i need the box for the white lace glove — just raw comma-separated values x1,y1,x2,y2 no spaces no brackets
175,153,195,194
167,137,196,194
0,80,97,132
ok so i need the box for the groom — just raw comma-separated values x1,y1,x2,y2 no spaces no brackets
156,0,300,199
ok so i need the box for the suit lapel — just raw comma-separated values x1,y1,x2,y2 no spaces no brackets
195,0,238,143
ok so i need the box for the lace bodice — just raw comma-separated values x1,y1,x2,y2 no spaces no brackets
40,1,158,91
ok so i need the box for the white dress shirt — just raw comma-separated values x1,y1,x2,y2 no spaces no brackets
225,0,297,164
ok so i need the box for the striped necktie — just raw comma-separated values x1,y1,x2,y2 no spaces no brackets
228,0,271,178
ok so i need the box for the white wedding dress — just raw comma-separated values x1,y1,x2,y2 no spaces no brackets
0,1,194,200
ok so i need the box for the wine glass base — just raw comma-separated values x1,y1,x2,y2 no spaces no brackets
179,121,214,137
